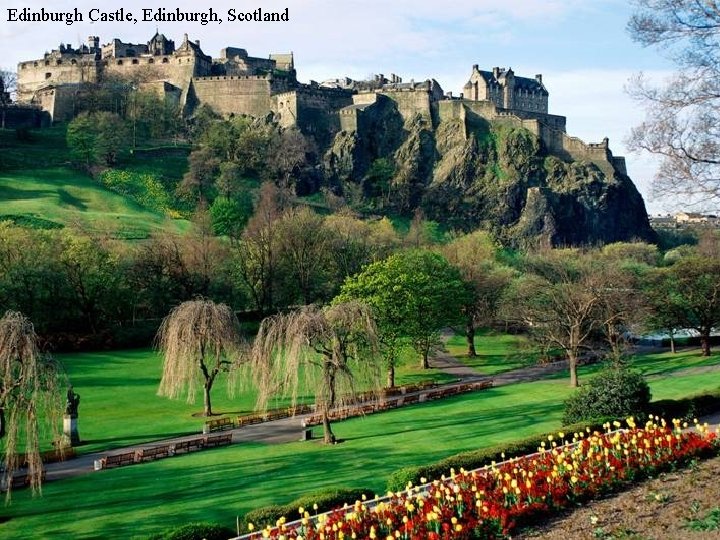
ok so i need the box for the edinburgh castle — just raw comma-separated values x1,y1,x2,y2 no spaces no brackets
15,31,628,176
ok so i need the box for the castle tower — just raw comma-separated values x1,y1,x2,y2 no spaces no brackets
503,68,515,109
87,36,99,53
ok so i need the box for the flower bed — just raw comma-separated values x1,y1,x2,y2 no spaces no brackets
242,418,717,540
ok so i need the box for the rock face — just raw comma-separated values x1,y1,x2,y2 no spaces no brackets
323,106,656,247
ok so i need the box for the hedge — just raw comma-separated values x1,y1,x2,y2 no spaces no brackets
648,389,720,421
147,522,236,540
240,487,375,532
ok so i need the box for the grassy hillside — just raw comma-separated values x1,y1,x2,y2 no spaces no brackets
0,127,189,239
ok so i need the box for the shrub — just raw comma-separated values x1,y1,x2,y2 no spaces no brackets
563,366,651,425
148,522,236,540
242,488,374,531
649,390,720,421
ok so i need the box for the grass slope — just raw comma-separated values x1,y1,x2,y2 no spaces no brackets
2,344,717,539
0,127,189,238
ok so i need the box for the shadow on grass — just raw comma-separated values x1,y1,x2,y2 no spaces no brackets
57,188,88,210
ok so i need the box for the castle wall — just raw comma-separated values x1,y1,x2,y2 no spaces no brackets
275,90,298,128
191,76,277,117
294,88,353,145
17,57,97,102
103,55,203,89
33,85,80,122
381,89,433,125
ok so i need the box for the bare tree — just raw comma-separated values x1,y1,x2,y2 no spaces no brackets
503,251,605,387
1,69,17,129
627,0,720,203
233,182,284,315
0,311,62,498
250,302,381,444
156,300,244,417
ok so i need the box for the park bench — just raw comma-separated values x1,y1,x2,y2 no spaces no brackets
265,410,288,422
204,417,235,433
402,394,420,405
172,437,206,454
100,451,137,469
236,413,265,427
204,433,233,448
135,444,172,463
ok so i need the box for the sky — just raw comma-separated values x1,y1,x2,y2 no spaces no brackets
0,0,681,213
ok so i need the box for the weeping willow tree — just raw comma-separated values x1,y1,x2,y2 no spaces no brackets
251,301,381,444
156,300,245,417
0,311,63,499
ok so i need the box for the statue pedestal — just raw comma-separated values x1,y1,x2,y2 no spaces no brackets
63,414,80,446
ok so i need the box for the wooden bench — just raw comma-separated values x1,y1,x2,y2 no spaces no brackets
1,470,46,491
204,433,233,448
172,437,205,454
204,417,235,433
100,451,137,469
135,444,172,462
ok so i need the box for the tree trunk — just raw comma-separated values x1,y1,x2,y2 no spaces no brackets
421,349,429,369
203,382,213,416
321,410,336,444
568,352,579,388
387,363,395,389
466,321,477,357
669,331,676,354
701,333,712,357
0,407,5,439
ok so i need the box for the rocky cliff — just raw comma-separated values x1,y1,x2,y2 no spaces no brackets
323,101,655,247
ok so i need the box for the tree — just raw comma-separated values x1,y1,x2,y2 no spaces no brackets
337,250,469,386
503,251,604,387
442,231,513,357
250,302,381,444
233,183,284,315
665,256,720,356
0,311,62,498
276,207,331,305
266,128,313,190
178,147,220,204
1,69,17,129
156,300,244,417
66,111,130,168
628,0,720,203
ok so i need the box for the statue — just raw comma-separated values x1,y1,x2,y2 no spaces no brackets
65,385,80,417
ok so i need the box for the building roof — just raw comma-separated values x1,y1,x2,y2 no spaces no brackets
474,68,548,96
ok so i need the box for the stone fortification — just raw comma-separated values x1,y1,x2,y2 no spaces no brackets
16,33,628,176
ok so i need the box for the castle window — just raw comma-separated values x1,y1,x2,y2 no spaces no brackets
34,62,38,67
45,72,51,79
21,64,26,69
56,60,62,65
162,57,169,64
71,59,77,65
148,58,154,64
45,61,49,66
117,60,123,65
132,59,139,65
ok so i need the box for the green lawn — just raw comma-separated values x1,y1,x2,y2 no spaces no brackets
3,341,718,538
0,168,188,238
0,126,190,238
446,329,538,375
54,346,457,455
